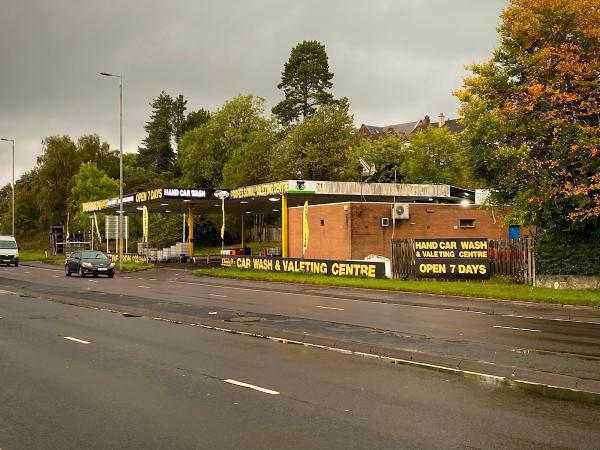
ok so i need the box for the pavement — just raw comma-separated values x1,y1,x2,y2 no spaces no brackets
2,288,600,449
1,263,600,404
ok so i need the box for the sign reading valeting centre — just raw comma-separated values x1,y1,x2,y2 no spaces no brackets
221,256,386,279
414,238,490,280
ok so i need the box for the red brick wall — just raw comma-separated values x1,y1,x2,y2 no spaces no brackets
289,203,352,259
289,202,512,260
393,204,510,240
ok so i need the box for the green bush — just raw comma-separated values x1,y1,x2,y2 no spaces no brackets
536,228,600,275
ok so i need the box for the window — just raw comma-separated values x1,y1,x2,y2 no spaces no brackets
320,219,325,226
459,219,475,228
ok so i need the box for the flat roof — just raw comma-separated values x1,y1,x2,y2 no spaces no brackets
82,180,475,215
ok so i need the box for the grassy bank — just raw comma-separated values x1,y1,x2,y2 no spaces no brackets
194,268,600,307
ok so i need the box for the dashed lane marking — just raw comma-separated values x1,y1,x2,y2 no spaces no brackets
223,379,279,395
493,325,541,333
316,306,345,311
209,293,228,298
137,285,151,289
64,336,91,345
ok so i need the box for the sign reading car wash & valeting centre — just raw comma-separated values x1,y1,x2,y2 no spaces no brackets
414,238,490,280
221,256,386,279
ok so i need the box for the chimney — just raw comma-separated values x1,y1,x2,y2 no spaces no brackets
438,113,446,127
423,115,430,126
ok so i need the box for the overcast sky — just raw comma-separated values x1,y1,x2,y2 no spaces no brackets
0,0,507,186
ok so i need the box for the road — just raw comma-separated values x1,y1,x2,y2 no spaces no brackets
2,288,600,449
4,264,600,358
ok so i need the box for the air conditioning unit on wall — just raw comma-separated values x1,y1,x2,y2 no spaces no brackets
392,203,410,220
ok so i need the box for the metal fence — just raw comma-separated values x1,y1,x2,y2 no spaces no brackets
391,238,536,285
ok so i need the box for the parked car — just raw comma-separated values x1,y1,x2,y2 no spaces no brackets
0,235,19,267
65,250,115,278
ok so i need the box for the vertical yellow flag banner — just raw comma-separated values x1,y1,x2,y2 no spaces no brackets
302,201,309,256
142,206,149,243
93,213,102,241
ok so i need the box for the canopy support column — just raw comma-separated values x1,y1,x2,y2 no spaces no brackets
241,214,246,249
282,194,288,258
188,206,194,258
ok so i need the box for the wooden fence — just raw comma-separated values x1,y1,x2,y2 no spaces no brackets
391,238,536,285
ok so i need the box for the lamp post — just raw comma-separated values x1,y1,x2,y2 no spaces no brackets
0,138,15,236
100,72,124,272
214,190,230,253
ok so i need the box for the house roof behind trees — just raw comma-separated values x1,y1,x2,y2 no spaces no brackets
359,114,463,138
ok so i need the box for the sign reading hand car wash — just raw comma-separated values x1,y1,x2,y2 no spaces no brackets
414,238,490,280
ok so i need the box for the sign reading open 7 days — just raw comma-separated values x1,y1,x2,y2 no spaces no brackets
221,256,386,279
414,238,490,280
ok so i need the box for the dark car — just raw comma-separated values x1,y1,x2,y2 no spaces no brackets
65,250,115,278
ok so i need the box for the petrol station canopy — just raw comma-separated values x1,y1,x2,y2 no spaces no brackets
82,180,475,215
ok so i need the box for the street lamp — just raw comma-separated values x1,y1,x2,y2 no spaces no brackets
0,138,15,236
100,72,124,272
214,190,230,253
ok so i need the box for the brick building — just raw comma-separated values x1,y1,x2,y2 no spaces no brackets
289,202,517,260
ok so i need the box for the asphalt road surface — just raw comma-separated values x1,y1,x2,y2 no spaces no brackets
4,264,600,358
2,289,600,450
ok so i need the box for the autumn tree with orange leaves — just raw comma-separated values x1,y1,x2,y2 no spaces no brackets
455,0,599,234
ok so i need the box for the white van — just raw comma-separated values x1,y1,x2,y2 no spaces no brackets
0,236,19,267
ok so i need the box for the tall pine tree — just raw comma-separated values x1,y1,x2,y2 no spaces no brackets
272,40,335,126
139,91,187,171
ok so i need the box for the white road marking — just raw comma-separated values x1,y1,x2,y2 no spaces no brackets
316,305,345,311
149,278,157,281
64,336,91,344
223,379,279,395
493,325,541,333
137,285,151,289
209,293,228,298
0,289,17,295
208,311,218,315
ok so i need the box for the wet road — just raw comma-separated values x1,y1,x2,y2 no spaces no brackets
2,290,600,449
4,264,600,358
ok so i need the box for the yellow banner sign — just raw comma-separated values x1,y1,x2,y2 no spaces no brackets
230,181,288,199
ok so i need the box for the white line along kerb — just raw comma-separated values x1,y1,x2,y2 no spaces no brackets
493,325,541,333
223,379,280,395
64,336,91,344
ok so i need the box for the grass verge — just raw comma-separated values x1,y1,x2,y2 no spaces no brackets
194,268,600,307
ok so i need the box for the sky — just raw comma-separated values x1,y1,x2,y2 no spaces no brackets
0,0,507,186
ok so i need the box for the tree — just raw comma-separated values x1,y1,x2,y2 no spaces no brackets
77,134,119,179
171,94,188,148
222,127,279,188
401,127,473,187
36,135,81,227
272,40,335,125
68,162,119,232
351,134,409,183
178,95,272,186
139,91,185,171
455,0,600,229
179,108,211,138
272,98,356,180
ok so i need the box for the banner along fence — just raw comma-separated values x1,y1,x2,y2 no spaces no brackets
391,238,536,285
